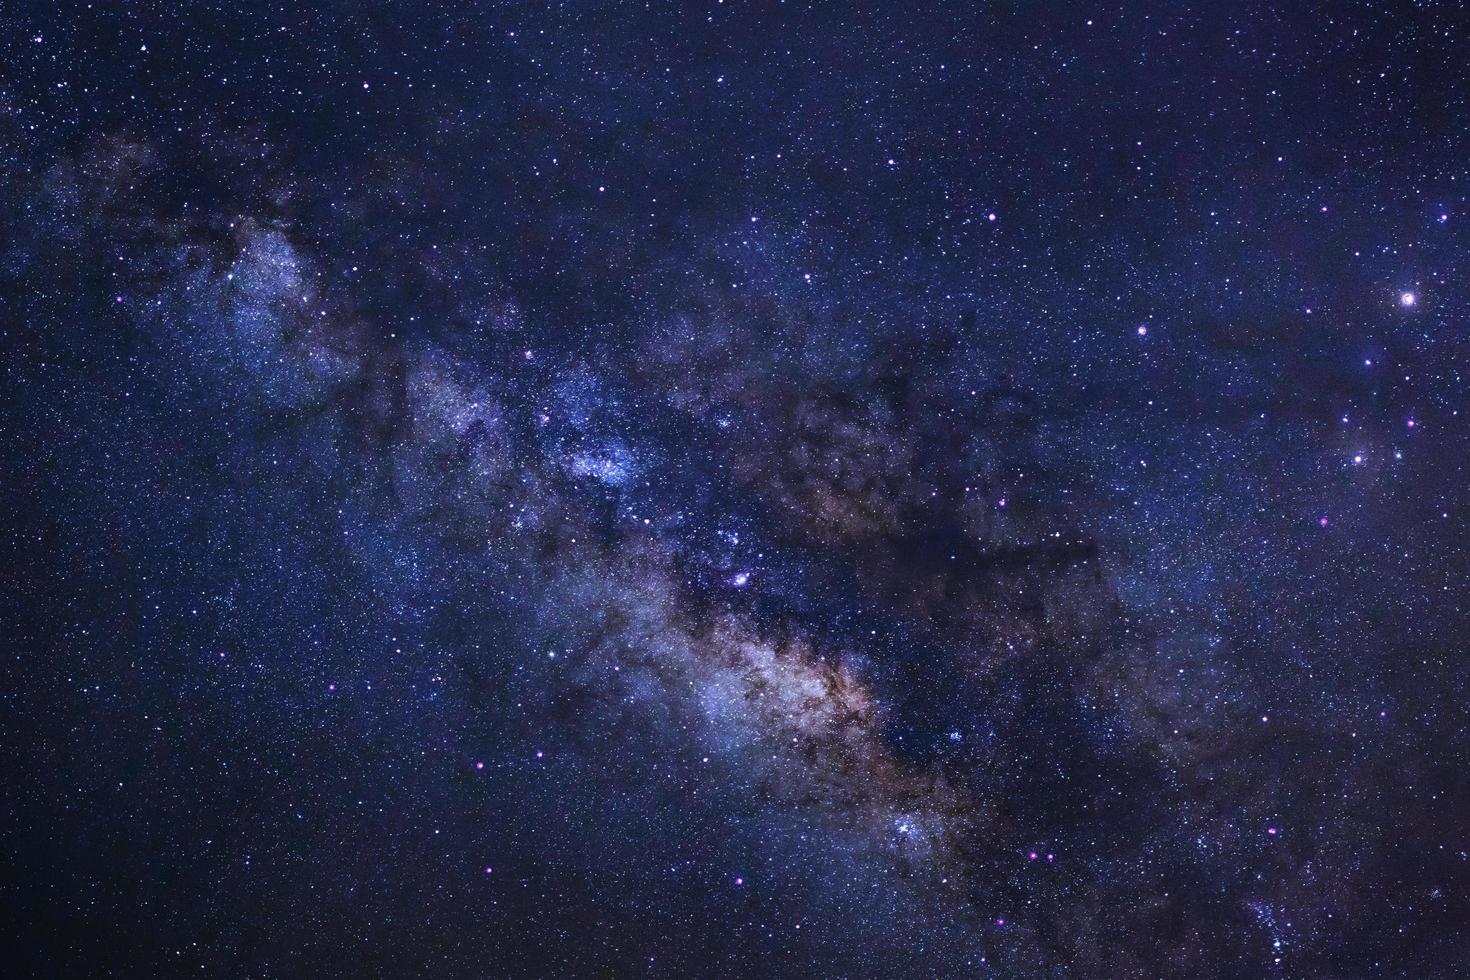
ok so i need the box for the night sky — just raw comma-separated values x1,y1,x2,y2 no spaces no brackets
3,2,1470,976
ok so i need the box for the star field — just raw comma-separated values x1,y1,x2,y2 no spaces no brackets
3,2,1470,977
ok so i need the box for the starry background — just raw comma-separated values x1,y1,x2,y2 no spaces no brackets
2,1,1469,976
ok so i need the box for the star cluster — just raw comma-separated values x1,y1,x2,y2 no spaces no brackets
3,2,1470,976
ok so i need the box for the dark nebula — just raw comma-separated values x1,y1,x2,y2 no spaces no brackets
3,2,1470,976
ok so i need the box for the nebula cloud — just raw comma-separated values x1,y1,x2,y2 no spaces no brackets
4,5,1470,977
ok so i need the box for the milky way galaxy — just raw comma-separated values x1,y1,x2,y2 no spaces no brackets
4,3,1470,977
